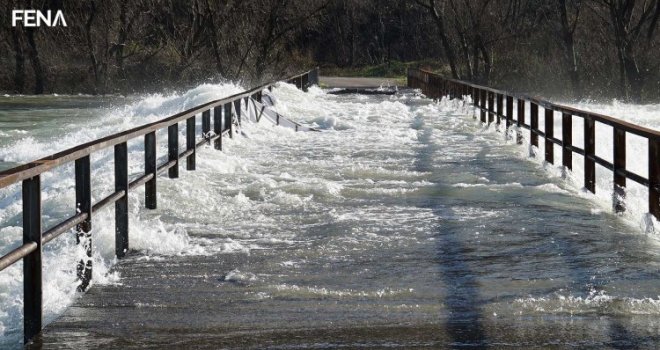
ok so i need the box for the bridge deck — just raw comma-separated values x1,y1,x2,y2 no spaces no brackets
319,76,402,88
31,91,660,349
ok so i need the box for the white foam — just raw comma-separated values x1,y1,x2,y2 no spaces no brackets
0,82,246,345
453,96,659,234
513,290,660,316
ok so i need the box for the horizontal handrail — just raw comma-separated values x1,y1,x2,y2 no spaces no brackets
0,68,319,189
408,68,660,223
0,242,37,271
408,69,660,140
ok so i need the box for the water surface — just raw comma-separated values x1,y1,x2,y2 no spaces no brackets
1,85,660,348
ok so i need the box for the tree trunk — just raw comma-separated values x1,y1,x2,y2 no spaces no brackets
417,0,460,78
24,27,45,94
431,6,459,79
623,47,643,103
557,0,582,99
457,31,473,79
11,26,26,94
85,1,100,94
116,0,128,76
477,37,490,84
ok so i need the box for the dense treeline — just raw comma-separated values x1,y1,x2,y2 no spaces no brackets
1,0,327,94
1,0,659,102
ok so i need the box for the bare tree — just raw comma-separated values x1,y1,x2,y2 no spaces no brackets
558,0,583,98
415,0,460,78
592,0,660,102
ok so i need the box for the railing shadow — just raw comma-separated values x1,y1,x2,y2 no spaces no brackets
409,105,658,348
412,116,489,348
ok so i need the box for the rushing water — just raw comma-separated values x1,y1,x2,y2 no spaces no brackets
1,84,660,348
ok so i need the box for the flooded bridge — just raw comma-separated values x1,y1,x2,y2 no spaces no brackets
1,69,660,349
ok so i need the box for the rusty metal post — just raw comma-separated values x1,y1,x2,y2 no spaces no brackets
487,92,494,124
473,87,479,119
506,96,513,129
302,73,309,92
480,90,486,123
75,155,92,292
23,175,41,345
517,99,525,145
613,128,626,213
214,106,222,150
562,113,572,170
530,102,539,148
650,138,660,221
225,103,233,138
234,99,241,127
168,124,179,178
584,117,596,193
115,142,129,258
186,116,196,170
145,132,157,208
545,108,554,164
202,109,211,144
496,94,503,125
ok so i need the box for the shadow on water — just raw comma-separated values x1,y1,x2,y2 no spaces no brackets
412,115,489,348
409,105,659,348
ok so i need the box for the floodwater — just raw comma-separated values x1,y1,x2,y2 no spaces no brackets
1,84,660,348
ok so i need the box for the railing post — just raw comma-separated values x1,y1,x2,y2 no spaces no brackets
613,128,626,213
562,113,572,170
545,108,554,164
225,103,233,139
23,175,41,345
202,109,211,144
480,90,486,123
234,99,241,127
75,155,92,292
302,73,309,92
584,117,596,193
505,96,513,129
186,116,196,170
487,92,494,124
496,94,503,125
309,67,319,86
517,99,525,145
245,97,250,121
530,102,539,149
214,106,223,150
473,87,479,120
115,142,129,257
145,132,157,209
650,138,660,221
168,124,179,178
440,79,445,99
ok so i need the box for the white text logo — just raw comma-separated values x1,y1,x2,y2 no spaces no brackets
12,10,67,27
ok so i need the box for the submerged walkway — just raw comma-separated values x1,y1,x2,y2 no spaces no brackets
32,89,660,348
320,76,402,88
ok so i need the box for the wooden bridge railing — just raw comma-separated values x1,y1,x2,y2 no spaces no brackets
408,68,660,222
0,67,319,345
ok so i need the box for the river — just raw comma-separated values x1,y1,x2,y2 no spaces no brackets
1,83,660,348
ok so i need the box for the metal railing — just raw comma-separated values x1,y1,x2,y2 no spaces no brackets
0,67,319,345
408,68,660,221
